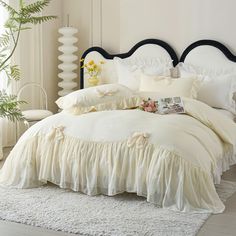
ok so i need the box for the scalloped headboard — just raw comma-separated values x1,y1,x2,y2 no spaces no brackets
180,40,236,75
80,39,178,89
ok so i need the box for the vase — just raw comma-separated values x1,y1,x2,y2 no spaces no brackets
88,76,99,87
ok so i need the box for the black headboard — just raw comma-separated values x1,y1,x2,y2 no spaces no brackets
180,39,236,63
80,39,178,89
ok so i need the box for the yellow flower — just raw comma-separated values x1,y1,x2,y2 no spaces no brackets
82,59,103,77
88,60,94,66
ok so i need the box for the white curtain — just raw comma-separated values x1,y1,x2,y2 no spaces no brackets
0,0,15,159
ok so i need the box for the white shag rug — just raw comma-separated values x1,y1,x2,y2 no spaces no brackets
0,181,235,236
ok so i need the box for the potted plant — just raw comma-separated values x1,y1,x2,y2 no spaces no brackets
0,0,57,122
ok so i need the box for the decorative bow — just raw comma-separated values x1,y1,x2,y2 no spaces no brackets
153,76,172,85
47,126,65,141
127,132,150,149
96,88,118,98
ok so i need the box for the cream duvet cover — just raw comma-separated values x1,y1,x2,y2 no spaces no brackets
1,98,236,213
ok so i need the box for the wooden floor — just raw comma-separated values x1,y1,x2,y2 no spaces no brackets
1,148,236,236
198,164,236,236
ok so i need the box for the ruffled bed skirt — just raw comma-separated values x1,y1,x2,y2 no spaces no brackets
0,135,225,213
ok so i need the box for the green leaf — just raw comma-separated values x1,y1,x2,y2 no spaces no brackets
0,33,10,48
13,15,57,25
22,0,50,14
2,64,21,81
0,47,10,60
19,27,32,31
0,90,26,122
19,0,24,9
0,0,18,16
9,65,21,80
4,19,18,30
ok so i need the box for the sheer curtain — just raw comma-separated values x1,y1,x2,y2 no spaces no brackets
0,1,15,159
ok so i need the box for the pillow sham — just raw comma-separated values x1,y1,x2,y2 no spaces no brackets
56,84,142,115
178,63,236,114
139,74,199,99
114,57,172,91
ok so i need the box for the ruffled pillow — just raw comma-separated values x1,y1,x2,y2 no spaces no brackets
139,73,200,99
114,57,172,91
56,84,142,115
178,62,236,114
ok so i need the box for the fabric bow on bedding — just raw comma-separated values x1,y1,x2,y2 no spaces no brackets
153,76,172,85
96,88,118,97
47,126,65,141
127,132,150,149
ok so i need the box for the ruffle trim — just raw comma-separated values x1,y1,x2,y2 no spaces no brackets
117,56,173,69
66,96,143,115
0,134,227,213
191,77,202,99
229,80,236,114
178,62,236,77
213,144,236,184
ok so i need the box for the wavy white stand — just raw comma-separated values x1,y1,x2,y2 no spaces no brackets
58,27,78,97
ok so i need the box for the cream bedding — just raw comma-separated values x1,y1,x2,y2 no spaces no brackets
1,98,236,213
214,108,235,121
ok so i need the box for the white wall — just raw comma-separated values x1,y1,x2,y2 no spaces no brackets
62,0,120,53
120,0,236,55
64,0,236,57
101,0,120,53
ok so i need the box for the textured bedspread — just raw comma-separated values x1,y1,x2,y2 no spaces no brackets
1,98,236,213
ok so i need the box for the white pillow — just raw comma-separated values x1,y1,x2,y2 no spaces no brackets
56,84,142,115
114,57,172,91
22,110,53,121
178,63,236,113
139,74,199,99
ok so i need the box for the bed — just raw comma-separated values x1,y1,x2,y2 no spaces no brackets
1,39,236,214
